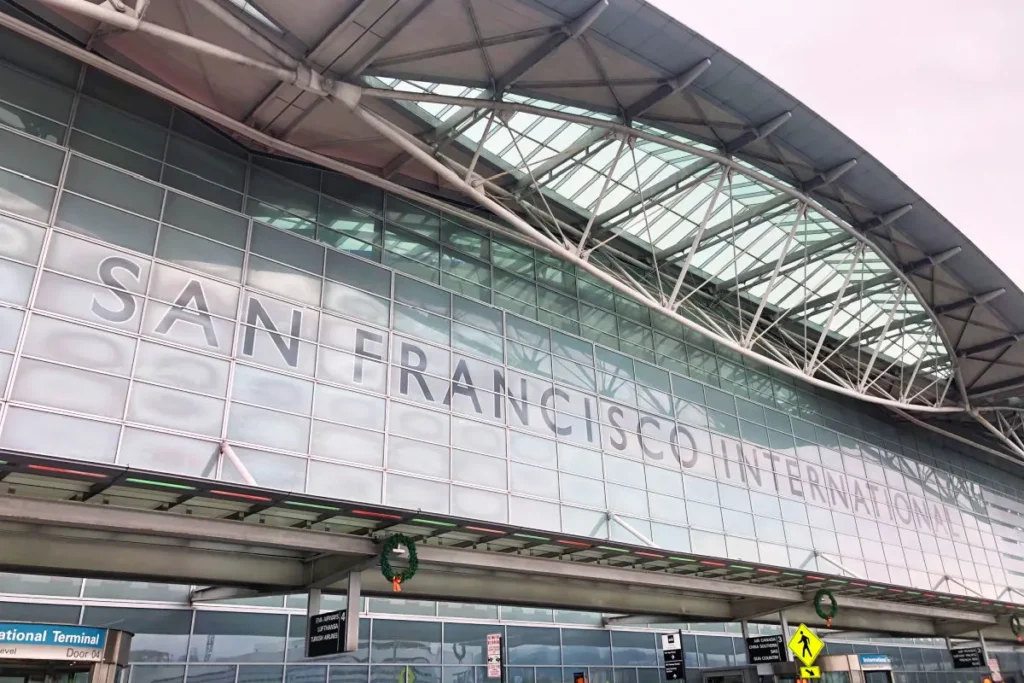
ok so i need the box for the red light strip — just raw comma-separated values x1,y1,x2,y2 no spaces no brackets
27,464,107,479
352,509,402,520
700,560,726,567
922,593,936,598
635,551,664,559
888,588,904,593
556,539,591,547
210,489,272,502
756,568,780,574
850,582,868,587
465,526,505,535
805,575,825,581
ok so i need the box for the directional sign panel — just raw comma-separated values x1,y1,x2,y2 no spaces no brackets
800,667,821,680
951,647,985,669
788,624,823,667
661,631,685,681
746,635,785,664
486,633,502,679
306,610,345,658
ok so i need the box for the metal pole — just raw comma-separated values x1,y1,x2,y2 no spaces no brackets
979,630,990,665
31,0,300,82
304,587,321,657
221,442,257,486
345,572,361,652
780,611,793,662
187,0,300,68
609,513,660,548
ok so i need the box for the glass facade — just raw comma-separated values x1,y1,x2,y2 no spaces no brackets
0,579,1017,683
3,7,1024,610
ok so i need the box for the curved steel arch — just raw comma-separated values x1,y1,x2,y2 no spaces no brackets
355,82,963,409
0,0,965,413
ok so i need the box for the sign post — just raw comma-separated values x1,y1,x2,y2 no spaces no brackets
746,635,785,664
661,631,685,681
486,633,503,680
787,624,824,680
307,609,346,658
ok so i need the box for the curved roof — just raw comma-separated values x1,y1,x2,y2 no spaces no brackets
9,0,1024,413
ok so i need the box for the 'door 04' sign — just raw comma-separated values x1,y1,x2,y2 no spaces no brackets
0,623,107,660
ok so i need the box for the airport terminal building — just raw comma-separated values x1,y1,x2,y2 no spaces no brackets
0,1,1023,683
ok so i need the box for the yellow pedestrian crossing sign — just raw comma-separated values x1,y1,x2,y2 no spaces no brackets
788,624,823,667
800,666,821,679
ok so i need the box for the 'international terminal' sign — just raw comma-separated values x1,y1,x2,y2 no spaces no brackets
0,623,107,660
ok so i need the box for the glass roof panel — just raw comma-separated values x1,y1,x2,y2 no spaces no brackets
365,77,957,403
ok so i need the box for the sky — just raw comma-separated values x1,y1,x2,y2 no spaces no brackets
649,0,1024,287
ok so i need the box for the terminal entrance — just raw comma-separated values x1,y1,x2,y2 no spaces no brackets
702,654,895,683
0,624,131,683
0,661,91,683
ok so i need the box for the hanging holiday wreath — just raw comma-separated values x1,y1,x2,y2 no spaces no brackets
1011,614,1023,641
814,589,839,627
379,534,418,592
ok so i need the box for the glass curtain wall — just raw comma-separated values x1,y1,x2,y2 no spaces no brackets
0,8,1024,602
0,585,1010,683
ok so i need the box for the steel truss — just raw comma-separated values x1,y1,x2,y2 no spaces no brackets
1,0,969,414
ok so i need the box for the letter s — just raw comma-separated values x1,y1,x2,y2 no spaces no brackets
91,256,140,323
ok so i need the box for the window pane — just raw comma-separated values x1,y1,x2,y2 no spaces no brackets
191,612,287,662
370,620,441,665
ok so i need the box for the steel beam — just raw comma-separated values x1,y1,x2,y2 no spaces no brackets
190,586,261,602
595,158,716,225
494,0,607,93
724,112,792,154
722,232,851,292
512,127,613,191
0,494,1009,638
860,204,914,232
799,247,962,315
858,289,1006,342
802,159,857,192
0,7,965,413
959,334,1022,358
657,195,795,261
623,58,710,120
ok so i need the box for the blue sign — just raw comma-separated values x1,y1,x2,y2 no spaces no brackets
859,654,891,667
0,623,106,649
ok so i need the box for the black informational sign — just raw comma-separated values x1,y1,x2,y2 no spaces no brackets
307,610,345,657
951,647,985,669
746,635,785,664
661,631,685,681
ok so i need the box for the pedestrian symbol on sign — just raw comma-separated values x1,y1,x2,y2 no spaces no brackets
787,625,823,667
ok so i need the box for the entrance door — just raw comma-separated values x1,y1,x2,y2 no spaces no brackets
0,664,90,683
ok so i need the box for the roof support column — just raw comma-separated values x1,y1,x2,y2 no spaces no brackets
743,207,804,347
666,169,730,307
806,243,864,373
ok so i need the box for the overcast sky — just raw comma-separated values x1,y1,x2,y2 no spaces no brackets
650,0,1024,287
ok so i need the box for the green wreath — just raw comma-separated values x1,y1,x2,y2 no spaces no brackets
814,589,838,626
379,534,418,592
1011,614,1023,638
